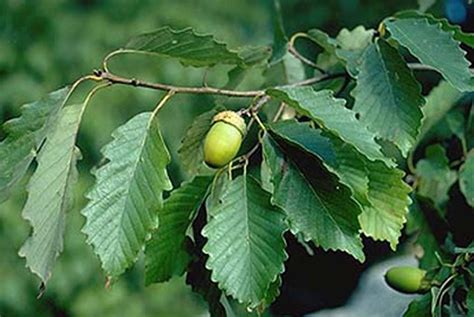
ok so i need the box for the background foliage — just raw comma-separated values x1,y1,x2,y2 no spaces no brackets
0,0,472,316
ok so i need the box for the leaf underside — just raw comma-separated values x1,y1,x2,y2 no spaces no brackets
19,103,84,284
82,112,172,277
0,87,70,202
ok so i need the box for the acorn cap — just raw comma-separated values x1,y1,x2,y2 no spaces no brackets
212,111,246,136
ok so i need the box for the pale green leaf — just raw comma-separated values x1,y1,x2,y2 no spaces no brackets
329,137,372,207
335,26,374,77
238,46,272,67
352,39,425,156
221,46,271,91
307,26,374,76
262,135,365,262
125,26,242,67
417,0,436,13
454,241,474,254
82,112,172,277
202,175,287,307
459,150,474,207
384,17,473,92
264,53,305,86
267,87,393,167
418,80,464,141
307,29,337,53
416,145,457,208
0,87,70,202
19,103,85,284
145,176,212,285
178,107,222,175
358,159,411,249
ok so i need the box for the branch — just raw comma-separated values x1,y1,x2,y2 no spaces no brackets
93,69,345,97
95,69,262,97
92,62,469,99
288,32,327,74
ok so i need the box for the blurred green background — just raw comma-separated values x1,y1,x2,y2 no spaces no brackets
0,0,452,316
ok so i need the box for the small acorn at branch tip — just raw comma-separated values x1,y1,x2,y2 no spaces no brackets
384,266,431,294
203,111,246,168
212,110,246,136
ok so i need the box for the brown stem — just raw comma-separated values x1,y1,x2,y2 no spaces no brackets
288,32,327,74
95,69,263,97
92,62,462,100
288,45,326,74
94,69,345,97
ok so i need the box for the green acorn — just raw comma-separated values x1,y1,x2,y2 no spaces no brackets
384,266,432,294
203,111,246,168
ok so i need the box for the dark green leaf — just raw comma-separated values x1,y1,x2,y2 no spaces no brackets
82,112,172,277
416,145,457,208
19,103,84,284
186,249,227,317
406,196,448,270
202,175,287,307
352,40,425,156
125,26,243,67
307,29,337,54
0,87,70,202
384,17,473,92
468,288,474,316
395,10,474,49
267,87,393,167
404,293,432,317
270,0,288,63
262,135,365,262
459,150,474,207
268,120,370,205
145,176,212,285
178,108,222,176
268,121,410,249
